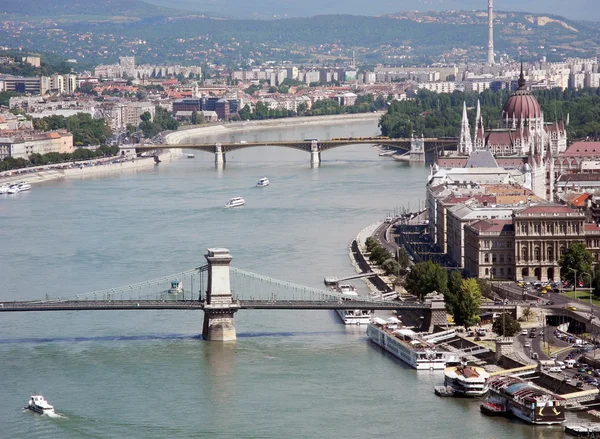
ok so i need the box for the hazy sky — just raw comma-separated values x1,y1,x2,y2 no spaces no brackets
144,0,598,20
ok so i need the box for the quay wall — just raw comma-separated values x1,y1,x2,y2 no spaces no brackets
0,150,180,187
165,112,382,145
348,221,393,294
62,156,164,178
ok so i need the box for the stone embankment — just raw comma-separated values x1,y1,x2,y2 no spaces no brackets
0,150,181,187
165,112,381,144
348,221,395,295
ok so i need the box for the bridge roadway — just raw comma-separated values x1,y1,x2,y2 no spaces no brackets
0,299,519,312
136,138,458,154
0,299,427,312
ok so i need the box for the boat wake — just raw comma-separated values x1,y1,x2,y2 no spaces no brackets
46,411,69,420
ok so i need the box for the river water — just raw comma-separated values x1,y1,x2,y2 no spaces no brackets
0,118,570,438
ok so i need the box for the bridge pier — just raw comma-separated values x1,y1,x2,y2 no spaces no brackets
202,248,240,341
409,135,425,164
214,142,226,165
310,140,321,166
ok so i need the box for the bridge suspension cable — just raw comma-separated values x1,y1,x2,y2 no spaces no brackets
230,267,345,301
45,267,202,302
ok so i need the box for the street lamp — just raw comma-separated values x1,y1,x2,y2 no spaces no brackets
582,272,593,317
569,268,578,301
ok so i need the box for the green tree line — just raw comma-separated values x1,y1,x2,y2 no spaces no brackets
379,88,600,140
33,113,112,146
238,94,386,121
0,145,119,171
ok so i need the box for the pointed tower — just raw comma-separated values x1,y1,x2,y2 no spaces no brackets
459,102,473,155
474,100,485,150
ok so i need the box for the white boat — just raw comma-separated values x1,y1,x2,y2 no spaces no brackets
25,395,55,415
0,184,9,194
366,318,458,370
168,280,184,294
256,177,270,187
442,365,490,397
332,284,373,325
225,197,245,208
7,184,19,194
17,182,31,191
186,153,195,159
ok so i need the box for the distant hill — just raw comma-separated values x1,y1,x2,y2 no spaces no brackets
1,5,599,66
143,0,600,21
0,0,179,18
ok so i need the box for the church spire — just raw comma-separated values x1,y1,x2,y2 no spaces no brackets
474,100,485,149
518,61,526,89
459,101,472,155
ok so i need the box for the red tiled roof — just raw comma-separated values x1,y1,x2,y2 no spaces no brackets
436,157,468,167
585,223,600,232
486,131,513,146
468,219,514,233
563,142,600,157
566,193,591,207
515,204,577,215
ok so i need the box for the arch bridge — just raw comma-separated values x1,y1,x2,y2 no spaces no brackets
137,137,458,165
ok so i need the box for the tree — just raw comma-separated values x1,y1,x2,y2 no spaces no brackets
475,278,492,299
593,264,600,296
396,248,410,269
446,278,482,329
492,313,521,337
404,260,448,300
448,270,462,296
140,111,152,123
522,306,534,322
191,110,198,125
559,242,593,286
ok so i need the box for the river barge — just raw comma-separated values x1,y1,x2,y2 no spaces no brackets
481,376,565,425
366,318,459,370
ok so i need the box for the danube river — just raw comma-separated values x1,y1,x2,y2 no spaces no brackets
0,118,567,438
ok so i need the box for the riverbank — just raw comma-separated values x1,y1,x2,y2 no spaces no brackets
165,112,382,144
0,152,179,187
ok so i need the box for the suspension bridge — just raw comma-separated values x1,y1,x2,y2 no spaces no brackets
0,248,514,341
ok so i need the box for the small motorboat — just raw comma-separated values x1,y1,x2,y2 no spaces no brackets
17,182,31,191
0,184,9,194
7,184,19,194
25,395,55,415
225,197,245,208
186,153,195,159
256,177,270,187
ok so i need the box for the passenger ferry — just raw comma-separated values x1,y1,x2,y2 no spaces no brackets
256,177,270,187
332,284,373,325
480,376,565,425
366,318,458,370
225,197,245,208
442,365,490,397
25,395,55,415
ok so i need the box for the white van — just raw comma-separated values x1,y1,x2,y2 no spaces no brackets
548,366,562,373
565,359,576,368
555,361,566,370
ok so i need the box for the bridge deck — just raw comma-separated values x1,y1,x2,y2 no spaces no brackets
0,299,429,312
